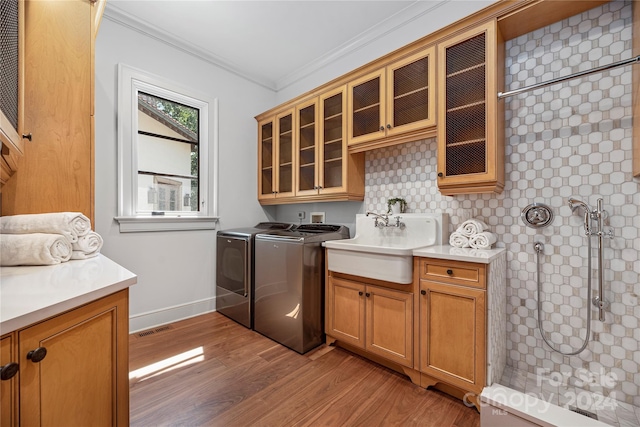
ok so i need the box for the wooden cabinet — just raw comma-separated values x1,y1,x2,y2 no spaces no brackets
258,108,296,201
326,276,413,368
0,290,129,427
0,0,25,186
0,334,17,427
347,48,436,151
1,0,101,225
436,20,504,195
418,258,486,408
258,89,364,205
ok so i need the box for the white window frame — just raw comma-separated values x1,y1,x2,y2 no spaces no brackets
115,64,218,232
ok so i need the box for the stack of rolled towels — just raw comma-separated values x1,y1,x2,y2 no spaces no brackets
0,212,103,266
449,218,497,249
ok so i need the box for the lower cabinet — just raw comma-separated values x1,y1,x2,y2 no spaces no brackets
326,275,413,368
417,258,487,409
0,290,129,427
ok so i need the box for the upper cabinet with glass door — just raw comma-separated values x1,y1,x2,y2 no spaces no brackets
347,47,436,152
436,21,504,195
258,109,296,202
294,86,364,202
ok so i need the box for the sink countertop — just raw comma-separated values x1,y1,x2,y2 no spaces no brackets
0,254,137,334
413,245,505,264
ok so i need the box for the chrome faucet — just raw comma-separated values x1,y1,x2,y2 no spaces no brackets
366,211,405,228
366,211,389,227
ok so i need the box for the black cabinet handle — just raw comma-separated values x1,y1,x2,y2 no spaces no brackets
27,347,47,363
22,133,32,141
379,126,385,131
358,291,363,296
437,172,443,178
365,292,371,298
386,124,391,129
446,269,453,275
420,290,426,295
0,362,19,380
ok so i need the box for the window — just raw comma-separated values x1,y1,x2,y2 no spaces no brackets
116,64,218,232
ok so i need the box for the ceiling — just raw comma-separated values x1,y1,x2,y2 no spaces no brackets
103,0,467,91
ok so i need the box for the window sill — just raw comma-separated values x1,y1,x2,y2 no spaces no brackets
115,216,219,233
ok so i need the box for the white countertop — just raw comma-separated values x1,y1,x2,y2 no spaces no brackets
0,255,137,334
413,245,505,264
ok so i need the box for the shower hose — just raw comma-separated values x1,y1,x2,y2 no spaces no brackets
534,238,592,355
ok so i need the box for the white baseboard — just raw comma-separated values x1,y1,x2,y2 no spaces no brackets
129,297,216,333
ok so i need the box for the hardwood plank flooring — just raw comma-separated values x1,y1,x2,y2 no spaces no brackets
129,312,480,427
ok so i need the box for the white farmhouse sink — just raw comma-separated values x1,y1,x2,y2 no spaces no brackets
324,213,448,284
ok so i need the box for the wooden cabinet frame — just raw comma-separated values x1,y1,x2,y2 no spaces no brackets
347,47,437,152
326,275,413,368
436,20,505,195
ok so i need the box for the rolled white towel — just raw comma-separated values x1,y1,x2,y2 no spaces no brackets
0,212,91,243
469,232,497,249
0,233,72,266
457,219,489,237
70,231,103,260
449,231,470,248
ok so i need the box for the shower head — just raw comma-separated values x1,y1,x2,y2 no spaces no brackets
568,198,592,235
568,198,590,212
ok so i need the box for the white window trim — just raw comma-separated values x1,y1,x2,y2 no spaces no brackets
115,63,218,232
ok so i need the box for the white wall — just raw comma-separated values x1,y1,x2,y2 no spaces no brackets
95,18,276,331
275,0,496,102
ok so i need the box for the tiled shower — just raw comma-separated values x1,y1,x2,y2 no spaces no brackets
365,0,639,410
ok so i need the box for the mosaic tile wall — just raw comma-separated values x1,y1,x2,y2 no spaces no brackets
364,0,639,405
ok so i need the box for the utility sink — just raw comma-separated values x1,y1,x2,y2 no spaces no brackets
324,213,448,284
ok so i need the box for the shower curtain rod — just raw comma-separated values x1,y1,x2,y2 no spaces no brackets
497,55,640,99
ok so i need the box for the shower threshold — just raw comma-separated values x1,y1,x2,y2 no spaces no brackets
480,366,640,427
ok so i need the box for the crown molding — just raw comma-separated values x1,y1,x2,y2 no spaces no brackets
103,1,471,95
274,0,452,91
103,3,278,91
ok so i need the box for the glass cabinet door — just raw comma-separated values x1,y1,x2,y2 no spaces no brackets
295,99,318,196
275,110,295,198
319,86,347,194
258,119,274,199
347,69,385,146
386,47,436,136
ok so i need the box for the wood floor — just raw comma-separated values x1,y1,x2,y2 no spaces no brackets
129,312,481,427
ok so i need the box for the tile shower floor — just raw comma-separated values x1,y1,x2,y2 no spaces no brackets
500,366,640,427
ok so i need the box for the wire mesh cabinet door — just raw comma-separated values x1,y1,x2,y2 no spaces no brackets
436,20,505,196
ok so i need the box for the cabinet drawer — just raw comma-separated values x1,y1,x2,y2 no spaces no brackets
419,259,486,289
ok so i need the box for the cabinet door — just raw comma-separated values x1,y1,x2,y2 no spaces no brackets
258,118,275,200
274,109,295,198
19,290,129,427
347,69,386,146
295,98,319,197
385,48,436,137
436,20,504,195
318,86,348,195
1,334,17,427
365,286,413,367
327,277,365,349
2,0,94,222
419,280,485,393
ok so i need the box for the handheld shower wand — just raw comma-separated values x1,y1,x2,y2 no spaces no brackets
568,198,591,235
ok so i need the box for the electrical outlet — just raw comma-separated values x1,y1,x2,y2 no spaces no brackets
297,211,305,219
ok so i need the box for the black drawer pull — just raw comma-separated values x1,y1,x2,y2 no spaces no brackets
446,269,453,275
0,363,19,380
27,347,47,363
420,290,426,295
